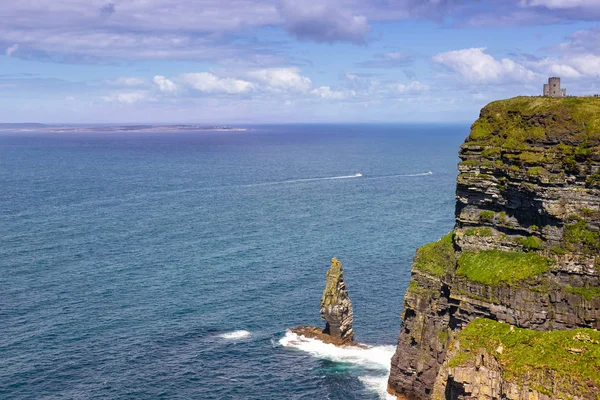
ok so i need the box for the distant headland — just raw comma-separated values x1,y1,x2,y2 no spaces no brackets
0,124,247,133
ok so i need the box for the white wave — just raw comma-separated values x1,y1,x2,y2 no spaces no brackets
359,376,397,400
219,330,251,340
279,330,396,398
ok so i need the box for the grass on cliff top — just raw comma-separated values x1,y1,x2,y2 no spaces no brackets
451,318,600,398
412,233,456,277
467,96,600,150
456,250,551,286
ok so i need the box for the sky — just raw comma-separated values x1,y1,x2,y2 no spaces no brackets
2,0,600,124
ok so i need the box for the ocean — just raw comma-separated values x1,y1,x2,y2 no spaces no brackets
0,124,466,399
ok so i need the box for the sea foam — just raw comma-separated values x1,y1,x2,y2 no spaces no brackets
279,330,396,399
219,330,251,340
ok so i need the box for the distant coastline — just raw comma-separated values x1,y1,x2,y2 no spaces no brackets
0,123,247,133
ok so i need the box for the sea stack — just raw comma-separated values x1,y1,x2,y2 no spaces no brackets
321,257,354,343
291,257,355,346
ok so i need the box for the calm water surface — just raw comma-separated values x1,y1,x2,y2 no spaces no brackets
0,124,466,399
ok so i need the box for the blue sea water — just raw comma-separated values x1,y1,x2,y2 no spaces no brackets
0,124,466,399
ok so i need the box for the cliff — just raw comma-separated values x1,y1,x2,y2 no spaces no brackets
387,97,600,400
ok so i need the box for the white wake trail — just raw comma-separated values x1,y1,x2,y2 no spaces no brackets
241,173,363,187
368,171,433,180
282,173,363,184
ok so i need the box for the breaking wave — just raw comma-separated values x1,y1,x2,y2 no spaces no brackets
219,330,251,340
278,330,396,399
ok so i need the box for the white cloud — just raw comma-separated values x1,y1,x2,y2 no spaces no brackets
106,77,146,87
180,72,254,94
101,67,433,107
384,52,409,60
395,81,429,94
524,54,600,79
311,86,354,99
5,44,19,57
103,91,149,104
519,0,599,9
433,47,537,84
153,75,178,93
247,67,312,92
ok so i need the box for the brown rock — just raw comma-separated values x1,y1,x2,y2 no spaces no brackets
320,257,354,343
290,258,355,346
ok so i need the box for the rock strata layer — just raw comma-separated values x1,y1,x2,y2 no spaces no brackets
387,97,600,400
291,258,355,346
320,257,354,343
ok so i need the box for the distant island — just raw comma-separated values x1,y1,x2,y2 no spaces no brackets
0,124,247,133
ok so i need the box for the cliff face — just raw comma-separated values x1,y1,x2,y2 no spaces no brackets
388,97,600,400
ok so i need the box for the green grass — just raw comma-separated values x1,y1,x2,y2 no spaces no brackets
464,227,493,237
321,258,344,306
527,166,548,177
407,280,418,290
457,250,551,286
565,285,600,301
413,233,456,277
563,218,600,255
466,97,600,153
450,318,600,398
586,173,600,188
515,236,544,251
438,329,449,345
518,151,547,164
481,147,501,158
479,211,495,223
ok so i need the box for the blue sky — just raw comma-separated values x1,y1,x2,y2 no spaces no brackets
2,0,600,123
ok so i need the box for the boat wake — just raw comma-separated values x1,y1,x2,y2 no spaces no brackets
242,171,432,188
278,330,396,399
367,171,433,180
243,173,363,187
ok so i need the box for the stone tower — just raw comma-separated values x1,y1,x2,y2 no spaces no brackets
543,77,566,97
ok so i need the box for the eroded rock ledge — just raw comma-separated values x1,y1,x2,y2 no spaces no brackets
387,97,600,400
291,257,356,346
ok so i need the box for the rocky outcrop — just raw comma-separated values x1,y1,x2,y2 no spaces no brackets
387,97,600,399
431,318,600,400
291,258,355,346
320,257,354,343
432,348,555,400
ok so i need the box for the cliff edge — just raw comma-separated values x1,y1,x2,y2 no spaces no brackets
387,97,600,400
